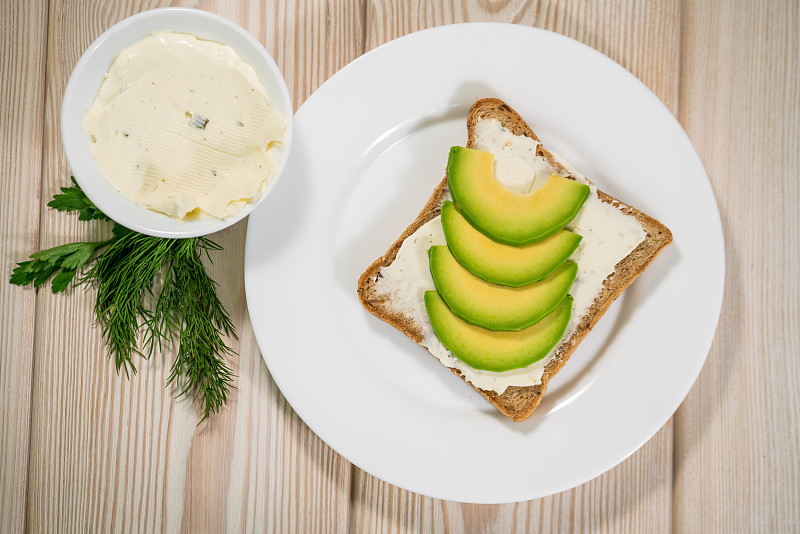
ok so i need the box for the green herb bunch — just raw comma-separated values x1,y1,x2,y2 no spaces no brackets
10,178,236,420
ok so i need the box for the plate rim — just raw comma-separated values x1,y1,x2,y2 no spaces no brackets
244,22,725,503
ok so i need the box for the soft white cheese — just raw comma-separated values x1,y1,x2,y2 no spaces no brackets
82,31,285,220
377,118,646,393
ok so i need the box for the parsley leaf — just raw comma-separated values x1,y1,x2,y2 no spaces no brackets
10,178,236,419
11,241,107,292
48,177,110,221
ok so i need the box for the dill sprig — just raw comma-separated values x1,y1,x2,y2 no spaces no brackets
84,225,176,373
161,239,236,419
10,179,236,420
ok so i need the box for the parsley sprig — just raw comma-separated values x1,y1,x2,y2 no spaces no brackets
48,177,111,221
10,179,236,420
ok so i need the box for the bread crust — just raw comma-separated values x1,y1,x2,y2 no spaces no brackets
357,98,672,421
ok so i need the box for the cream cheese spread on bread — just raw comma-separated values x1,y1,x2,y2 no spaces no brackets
82,31,285,220
377,118,646,393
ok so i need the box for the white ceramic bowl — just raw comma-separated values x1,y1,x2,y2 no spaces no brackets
61,8,293,238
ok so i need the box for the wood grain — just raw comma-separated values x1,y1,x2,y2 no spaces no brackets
354,1,679,531
180,2,364,532
2,0,799,532
0,1,49,533
169,3,361,532
673,0,800,532
24,0,365,532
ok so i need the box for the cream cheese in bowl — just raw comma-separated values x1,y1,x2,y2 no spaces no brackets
82,31,285,221
61,8,293,238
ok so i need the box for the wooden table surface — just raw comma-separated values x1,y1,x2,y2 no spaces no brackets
2,1,798,532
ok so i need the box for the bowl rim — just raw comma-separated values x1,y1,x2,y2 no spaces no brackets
60,7,293,238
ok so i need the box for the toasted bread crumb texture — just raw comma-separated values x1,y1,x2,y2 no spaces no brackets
357,98,672,421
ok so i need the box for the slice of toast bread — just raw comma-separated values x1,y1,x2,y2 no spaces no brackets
357,98,672,421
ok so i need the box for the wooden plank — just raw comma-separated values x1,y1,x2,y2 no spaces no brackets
673,0,800,531
25,6,175,532
24,1,365,532
180,2,364,532
21,1,177,529
352,1,680,531
0,1,49,532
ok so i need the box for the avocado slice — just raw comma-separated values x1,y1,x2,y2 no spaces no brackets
424,291,573,372
428,245,577,331
446,146,590,245
441,201,582,286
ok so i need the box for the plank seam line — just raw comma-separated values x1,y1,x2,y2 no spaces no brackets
24,1,52,531
360,0,369,56
675,0,685,122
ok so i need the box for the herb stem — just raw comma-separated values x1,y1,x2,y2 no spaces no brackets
10,178,237,419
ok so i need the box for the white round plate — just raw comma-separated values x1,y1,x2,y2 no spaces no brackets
244,24,724,503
